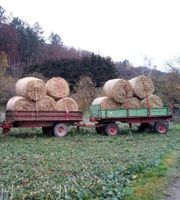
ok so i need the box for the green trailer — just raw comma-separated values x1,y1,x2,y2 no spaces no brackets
90,105,172,136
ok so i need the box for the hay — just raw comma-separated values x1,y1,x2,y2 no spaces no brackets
121,97,141,109
92,96,121,109
16,77,46,101
56,97,78,111
129,75,155,99
46,77,70,100
6,96,35,111
103,79,133,103
35,96,56,111
141,95,163,108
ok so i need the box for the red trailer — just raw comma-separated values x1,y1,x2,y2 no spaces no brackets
0,110,83,137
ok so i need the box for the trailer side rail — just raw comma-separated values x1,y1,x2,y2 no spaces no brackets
5,111,83,123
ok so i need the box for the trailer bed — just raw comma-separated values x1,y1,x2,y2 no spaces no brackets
90,105,172,120
90,105,172,135
6,110,83,123
0,110,83,136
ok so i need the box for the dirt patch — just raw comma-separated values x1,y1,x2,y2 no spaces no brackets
163,172,180,200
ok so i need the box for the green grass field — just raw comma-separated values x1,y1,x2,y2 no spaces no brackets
0,125,180,199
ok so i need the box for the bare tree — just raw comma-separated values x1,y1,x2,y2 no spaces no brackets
143,55,157,76
166,56,180,74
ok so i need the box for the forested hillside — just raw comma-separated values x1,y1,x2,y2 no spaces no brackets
0,6,179,110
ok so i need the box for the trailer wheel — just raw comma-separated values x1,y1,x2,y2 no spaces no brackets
53,123,68,137
155,121,168,134
42,127,53,135
105,123,119,136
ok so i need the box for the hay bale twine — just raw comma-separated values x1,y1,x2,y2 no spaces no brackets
16,77,46,101
92,97,121,109
6,96,35,111
56,97,78,111
141,95,163,108
46,77,70,100
35,96,57,111
103,79,133,103
129,75,155,99
121,97,141,109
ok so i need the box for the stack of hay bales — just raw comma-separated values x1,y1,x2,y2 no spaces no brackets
92,75,163,109
103,79,134,103
92,78,134,109
6,77,78,112
56,97,78,111
7,77,47,111
129,75,163,108
6,96,35,111
46,77,78,111
15,77,47,101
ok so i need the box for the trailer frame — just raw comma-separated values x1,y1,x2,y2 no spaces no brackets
0,106,173,137
89,105,172,135
0,110,83,137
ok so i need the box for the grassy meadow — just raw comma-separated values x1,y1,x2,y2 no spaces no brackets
0,123,180,199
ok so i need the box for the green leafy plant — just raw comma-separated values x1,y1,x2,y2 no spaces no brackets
0,125,179,199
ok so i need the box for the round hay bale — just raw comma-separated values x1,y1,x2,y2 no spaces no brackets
141,95,163,108
6,96,35,111
15,77,46,101
56,97,78,111
92,97,121,109
121,97,141,109
129,75,155,99
35,96,56,111
103,79,133,103
46,77,70,100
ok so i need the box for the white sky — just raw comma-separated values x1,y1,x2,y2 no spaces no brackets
1,0,180,70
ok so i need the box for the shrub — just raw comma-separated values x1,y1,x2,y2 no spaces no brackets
0,76,16,104
71,76,103,111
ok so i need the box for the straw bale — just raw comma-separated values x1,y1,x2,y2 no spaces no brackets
56,97,78,111
35,96,56,111
103,79,133,103
46,77,70,100
6,96,35,111
16,77,46,101
129,75,155,99
121,97,141,109
141,95,163,108
92,96,121,109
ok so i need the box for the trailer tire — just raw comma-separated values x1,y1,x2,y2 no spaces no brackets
155,121,168,134
53,123,68,137
42,127,53,135
105,123,119,136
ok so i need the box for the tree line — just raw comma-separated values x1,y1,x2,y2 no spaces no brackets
0,6,90,71
0,6,117,82
0,6,179,112
26,54,117,88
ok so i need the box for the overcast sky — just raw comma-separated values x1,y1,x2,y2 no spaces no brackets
1,0,180,70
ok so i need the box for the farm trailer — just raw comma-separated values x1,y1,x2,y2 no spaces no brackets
0,106,172,137
89,105,172,136
0,110,83,137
